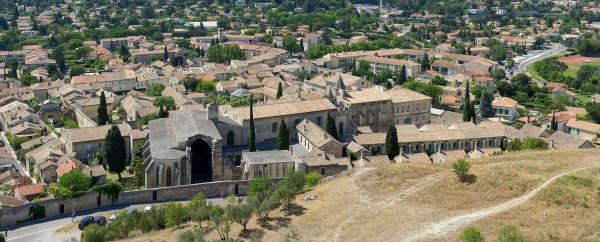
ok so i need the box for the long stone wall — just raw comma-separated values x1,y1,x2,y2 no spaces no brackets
0,179,271,228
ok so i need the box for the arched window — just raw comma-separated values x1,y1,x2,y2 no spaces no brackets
226,131,235,146
166,167,172,187
338,122,344,135
155,166,160,187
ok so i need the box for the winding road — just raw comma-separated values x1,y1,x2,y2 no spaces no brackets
513,43,568,87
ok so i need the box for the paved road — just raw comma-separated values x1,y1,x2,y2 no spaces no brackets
3,197,233,242
513,44,568,87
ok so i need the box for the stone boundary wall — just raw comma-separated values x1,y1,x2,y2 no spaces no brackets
0,179,278,228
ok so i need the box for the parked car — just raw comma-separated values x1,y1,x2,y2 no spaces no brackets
78,216,94,230
143,206,152,213
92,215,107,226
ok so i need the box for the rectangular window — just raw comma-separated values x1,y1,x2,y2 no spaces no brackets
272,122,277,133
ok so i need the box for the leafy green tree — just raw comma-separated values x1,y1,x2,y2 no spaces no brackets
53,45,66,72
82,224,104,242
177,228,205,242
189,192,209,228
479,90,494,118
452,159,470,182
385,125,399,160
276,119,289,150
249,94,256,152
206,44,244,63
431,75,447,86
276,82,283,99
229,199,253,231
497,225,526,242
97,91,109,125
276,170,306,209
208,204,232,240
586,102,600,123
460,226,484,242
325,113,338,139
492,68,506,81
19,74,39,86
49,169,91,198
248,176,271,197
69,65,85,77
305,172,322,187
165,203,188,228
153,96,176,111
282,34,300,53
146,84,165,96
104,125,127,180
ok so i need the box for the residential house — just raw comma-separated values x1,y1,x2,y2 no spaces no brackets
63,124,132,164
492,97,518,121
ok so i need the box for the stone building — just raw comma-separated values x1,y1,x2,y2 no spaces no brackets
142,110,227,188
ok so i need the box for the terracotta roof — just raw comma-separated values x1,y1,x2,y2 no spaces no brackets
0,195,26,207
492,97,518,108
17,183,44,196
229,98,336,121
296,119,340,148
566,119,600,134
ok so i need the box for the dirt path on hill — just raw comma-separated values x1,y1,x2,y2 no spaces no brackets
327,168,446,242
403,165,600,242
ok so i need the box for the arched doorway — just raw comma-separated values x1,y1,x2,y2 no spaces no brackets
191,139,213,183
166,167,172,186
338,122,344,135
226,131,235,146
403,117,412,124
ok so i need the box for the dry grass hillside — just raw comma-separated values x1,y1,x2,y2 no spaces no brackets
123,149,600,242
260,149,600,242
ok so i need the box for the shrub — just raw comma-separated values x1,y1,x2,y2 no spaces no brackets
165,203,189,228
0,233,5,242
497,225,526,242
305,172,322,188
178,228,206,242
452,159,470,182
82,224,105,242
460,226,484,242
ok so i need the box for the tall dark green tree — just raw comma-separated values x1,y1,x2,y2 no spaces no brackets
97,91,109,125
53,45,66,72
421,53,430,71
276,119,289,150
397,66,407,85
479,90,494,118
462,80,473,122
104,125,127,180
163,45,169,61
325,113,338,139
158,105,168,118
276,82,283,99
550,111,558,131
385,125,399,160
248,94,256,152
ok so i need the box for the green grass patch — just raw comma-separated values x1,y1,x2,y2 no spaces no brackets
564,61,600,78
525,64,545,83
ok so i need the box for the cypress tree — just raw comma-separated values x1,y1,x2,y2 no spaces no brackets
9,61,17,78
397,65,407,85
163,45,168,61
158,105,168,118
248,94,256,152
421,52,430,71
325,113,338,139
479,90,494,118
276,82,283,99
462,81,472,122
385,125,399,160
104,125,127,181
276,119,289,150
97,91,109,125
551,111,558,131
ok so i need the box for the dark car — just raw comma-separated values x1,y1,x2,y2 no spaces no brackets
92,215,107,226
78,216,94,230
